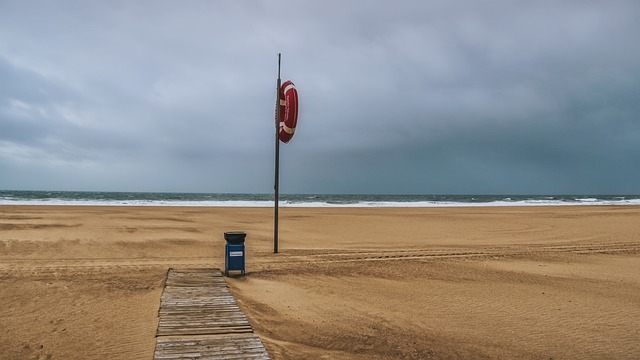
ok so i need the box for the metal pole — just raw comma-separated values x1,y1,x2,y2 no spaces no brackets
274,53,281,254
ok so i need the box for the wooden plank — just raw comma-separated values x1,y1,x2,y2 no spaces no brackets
154,268,270,359
157,268,253,337
154,335,270,360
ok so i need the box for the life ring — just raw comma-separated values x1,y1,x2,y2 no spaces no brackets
278,80,298,143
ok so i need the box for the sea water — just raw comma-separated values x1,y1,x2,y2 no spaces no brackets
1,190,639,207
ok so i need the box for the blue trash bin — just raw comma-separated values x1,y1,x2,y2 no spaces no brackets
224,231,246,276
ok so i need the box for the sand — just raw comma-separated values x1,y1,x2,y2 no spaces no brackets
1,205,639,359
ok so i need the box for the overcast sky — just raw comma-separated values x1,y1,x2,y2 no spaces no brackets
1,1,639,194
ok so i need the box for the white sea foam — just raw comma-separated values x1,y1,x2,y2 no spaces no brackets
2,194,640,207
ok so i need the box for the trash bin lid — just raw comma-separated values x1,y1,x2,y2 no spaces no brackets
224,231,246,244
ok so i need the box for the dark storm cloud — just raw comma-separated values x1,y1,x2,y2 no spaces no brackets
1,0,639,193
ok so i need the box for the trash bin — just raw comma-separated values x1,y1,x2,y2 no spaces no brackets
224,231,246,276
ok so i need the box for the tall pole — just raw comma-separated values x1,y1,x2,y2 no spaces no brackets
274,53,281,254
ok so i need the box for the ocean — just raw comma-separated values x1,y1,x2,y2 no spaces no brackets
0,190,639,207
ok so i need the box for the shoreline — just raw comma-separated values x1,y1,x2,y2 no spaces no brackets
2,202,640,209
3,190,640,208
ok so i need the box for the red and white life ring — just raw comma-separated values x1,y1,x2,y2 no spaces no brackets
278,80,298,143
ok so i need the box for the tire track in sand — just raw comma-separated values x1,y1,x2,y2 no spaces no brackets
267,240,640,265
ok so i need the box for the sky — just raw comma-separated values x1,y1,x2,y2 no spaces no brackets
1,1,639,195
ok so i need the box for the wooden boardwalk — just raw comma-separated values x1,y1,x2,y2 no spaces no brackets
154,268,270,360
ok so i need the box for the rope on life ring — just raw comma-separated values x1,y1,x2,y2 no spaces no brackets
278,80,298,143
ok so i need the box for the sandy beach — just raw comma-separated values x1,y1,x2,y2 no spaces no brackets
1,205,639,359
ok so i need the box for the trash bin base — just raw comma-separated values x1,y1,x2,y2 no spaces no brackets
225,243,245,276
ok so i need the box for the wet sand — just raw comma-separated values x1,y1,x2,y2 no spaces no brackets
1,205,639,359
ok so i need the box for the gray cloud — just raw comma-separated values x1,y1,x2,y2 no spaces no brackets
1,0,639,194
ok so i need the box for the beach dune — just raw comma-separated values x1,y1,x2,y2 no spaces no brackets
1,205,639,359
